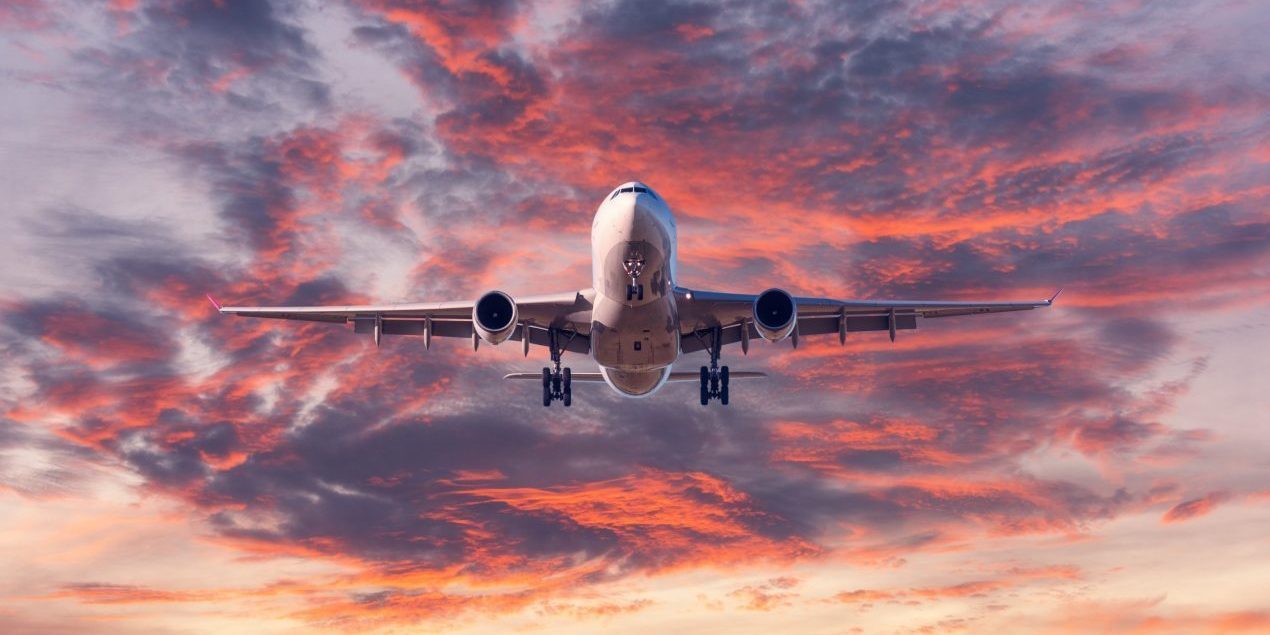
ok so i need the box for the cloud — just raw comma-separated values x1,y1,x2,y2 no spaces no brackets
64,0,330,141
727,576,801,611
1162,491,1231,524
1,0,1267,631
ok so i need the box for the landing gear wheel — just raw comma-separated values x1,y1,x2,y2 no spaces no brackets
538,327,580,407
696,325,731,406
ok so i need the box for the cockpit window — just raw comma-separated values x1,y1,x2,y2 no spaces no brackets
609,186,657,200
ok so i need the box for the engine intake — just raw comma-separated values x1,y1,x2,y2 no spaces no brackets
753,288,797,342
473,291,518,345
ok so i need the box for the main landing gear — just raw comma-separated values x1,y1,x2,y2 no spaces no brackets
542,328,576,407
697,326,729,406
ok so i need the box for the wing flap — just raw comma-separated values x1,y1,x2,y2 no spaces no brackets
354,318,474,338
226,311,349,323
796,313,917,336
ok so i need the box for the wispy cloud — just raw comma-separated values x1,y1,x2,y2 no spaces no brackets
1,0,1267,632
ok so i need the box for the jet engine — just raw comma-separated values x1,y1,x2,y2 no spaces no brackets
473,291,518,345
753,288,797,341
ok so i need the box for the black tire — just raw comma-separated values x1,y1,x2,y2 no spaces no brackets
542,368,552,407
563,387,572,407
700,366,710,405
720,366,730,405
562,368,572,407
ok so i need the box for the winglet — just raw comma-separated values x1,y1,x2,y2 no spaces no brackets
206,294,223,311
1047,288,1064,305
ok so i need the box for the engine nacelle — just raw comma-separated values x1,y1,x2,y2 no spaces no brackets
473,291,518,345
753,288,797,342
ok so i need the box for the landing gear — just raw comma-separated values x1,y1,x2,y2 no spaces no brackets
699,364,730,405
697,326,730,405
623,251,646,302
541,328,575,407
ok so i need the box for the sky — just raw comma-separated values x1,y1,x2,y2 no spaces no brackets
0,0,1267,633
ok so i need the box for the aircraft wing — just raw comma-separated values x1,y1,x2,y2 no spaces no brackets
212,290,595,354
677,287,1060,353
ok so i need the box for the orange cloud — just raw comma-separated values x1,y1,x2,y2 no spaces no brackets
454,468,818,571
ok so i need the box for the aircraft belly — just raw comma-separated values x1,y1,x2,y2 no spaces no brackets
599,366,673,397
590,299,679,370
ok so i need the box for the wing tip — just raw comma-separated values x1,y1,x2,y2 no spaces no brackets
1047,287,1064,305
206,293,223,311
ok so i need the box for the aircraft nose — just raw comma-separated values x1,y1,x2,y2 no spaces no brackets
628,199,662,235
595,191,663,240
602,195,642,227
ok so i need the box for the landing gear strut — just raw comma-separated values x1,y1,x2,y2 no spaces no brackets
541,328,575,407
623,252,646,302
698,326,730,406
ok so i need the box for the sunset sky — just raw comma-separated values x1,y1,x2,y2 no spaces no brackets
1,1,1268,633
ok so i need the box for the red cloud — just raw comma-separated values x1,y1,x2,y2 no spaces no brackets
4,1,1267,631
453,468,818,571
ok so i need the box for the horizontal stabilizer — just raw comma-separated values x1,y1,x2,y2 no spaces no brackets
504,372,607,382
667,371,766,381
503,371,766,382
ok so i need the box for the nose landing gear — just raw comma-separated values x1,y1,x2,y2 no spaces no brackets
542,328,575,407
623,252,646,302
697,326,730,406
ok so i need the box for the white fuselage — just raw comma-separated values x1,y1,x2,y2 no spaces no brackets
589,182,681,396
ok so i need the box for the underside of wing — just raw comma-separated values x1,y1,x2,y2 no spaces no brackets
213,290,595,354
677,287,1060,352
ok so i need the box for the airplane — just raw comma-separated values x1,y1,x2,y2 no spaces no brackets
213,181,1059,406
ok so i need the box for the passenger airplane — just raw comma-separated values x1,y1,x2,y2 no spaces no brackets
214,181,1058,406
